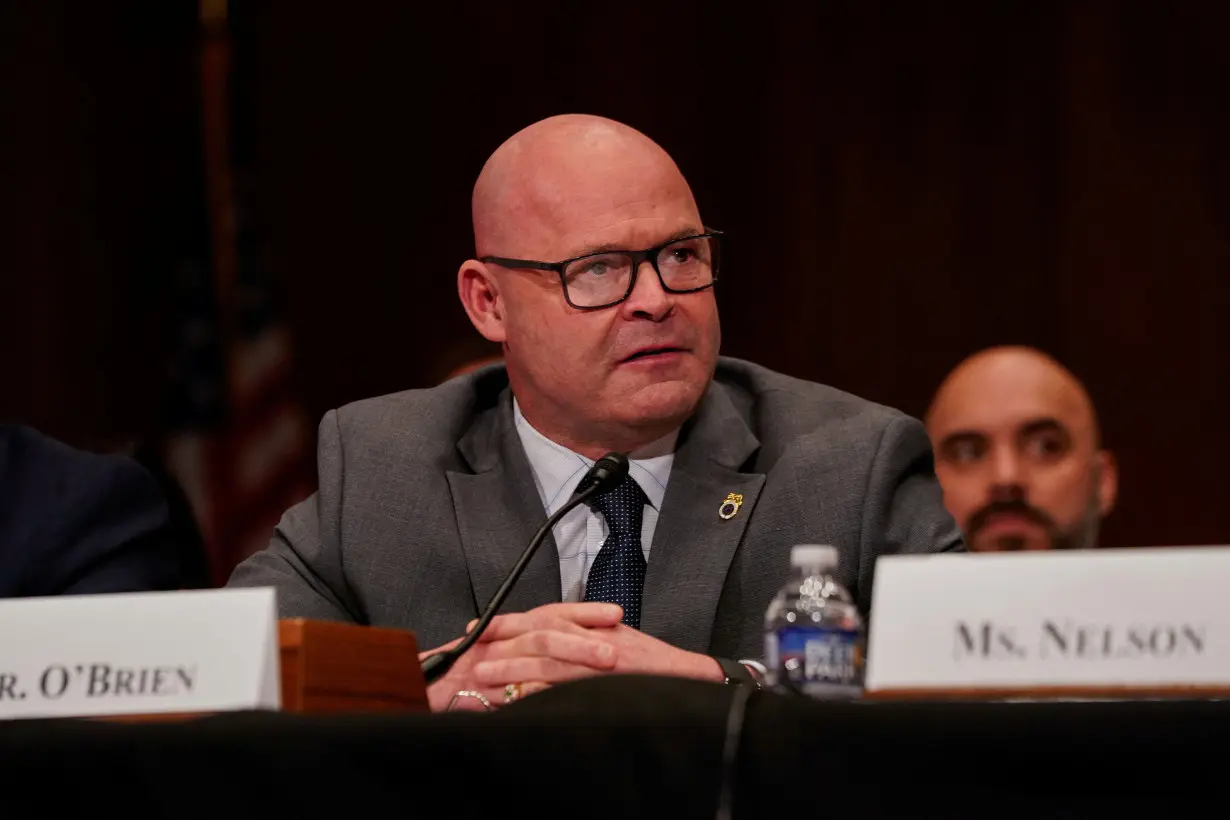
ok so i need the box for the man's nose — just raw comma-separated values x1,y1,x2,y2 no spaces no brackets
986,448,1027,501
989,446,1023,485
621,261,674,321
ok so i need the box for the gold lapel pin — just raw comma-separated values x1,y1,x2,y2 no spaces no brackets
718,492,744,520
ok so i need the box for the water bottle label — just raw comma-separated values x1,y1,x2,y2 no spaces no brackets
772,626,863,694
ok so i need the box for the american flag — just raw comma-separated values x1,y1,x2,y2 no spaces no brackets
164,0,315,586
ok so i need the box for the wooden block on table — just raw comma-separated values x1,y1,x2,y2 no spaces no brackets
278,619,429,714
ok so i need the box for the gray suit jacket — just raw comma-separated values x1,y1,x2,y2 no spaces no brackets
229,357,963,659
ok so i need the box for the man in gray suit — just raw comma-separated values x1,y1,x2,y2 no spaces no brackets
230,114,962,710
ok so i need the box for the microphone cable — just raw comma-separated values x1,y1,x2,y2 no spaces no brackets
715,682,758,820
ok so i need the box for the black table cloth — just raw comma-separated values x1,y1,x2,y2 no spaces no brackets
0,675,1222,818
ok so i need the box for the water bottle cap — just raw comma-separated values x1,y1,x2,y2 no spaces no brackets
791,544,838,569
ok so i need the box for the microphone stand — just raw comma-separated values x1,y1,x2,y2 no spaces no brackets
421,455,627,684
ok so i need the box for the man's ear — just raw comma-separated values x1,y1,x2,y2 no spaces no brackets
1094,450,1119,517
457,260,506,343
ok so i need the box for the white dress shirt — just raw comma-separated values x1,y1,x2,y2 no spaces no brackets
513,400,677,603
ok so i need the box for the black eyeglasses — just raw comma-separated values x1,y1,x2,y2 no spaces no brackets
480,230,723,310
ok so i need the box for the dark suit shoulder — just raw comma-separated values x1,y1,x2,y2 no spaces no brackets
0,425,153,512
0,425,178,596
327,364,510,461
713,357,915,464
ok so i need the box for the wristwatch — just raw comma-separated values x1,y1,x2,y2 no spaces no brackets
715,657,766,689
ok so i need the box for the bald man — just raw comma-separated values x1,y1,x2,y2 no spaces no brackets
926,346,1118,552
230,115,962,710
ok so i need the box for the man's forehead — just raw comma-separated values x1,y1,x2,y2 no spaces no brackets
508,177,700,257
932,403,1080,440
551,204,699,252
929,356,1096,440
474,117,699,257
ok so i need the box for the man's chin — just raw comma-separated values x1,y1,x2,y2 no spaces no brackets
615,379,705,429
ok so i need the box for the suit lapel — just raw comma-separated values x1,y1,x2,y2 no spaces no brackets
447,392,562,616
641,384,765,653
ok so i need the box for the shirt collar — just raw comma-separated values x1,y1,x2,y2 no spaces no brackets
512,399,676,515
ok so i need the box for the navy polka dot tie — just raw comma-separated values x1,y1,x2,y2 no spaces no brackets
583,474,648,629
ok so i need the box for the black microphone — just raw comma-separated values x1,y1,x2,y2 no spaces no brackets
420,452,629,684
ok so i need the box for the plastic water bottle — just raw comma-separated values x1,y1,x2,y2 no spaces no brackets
764,544,865,698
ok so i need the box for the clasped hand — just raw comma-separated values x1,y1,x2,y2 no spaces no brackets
423,602,721,711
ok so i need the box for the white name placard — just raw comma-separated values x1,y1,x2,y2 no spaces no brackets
866,547,1230,694
0,587,280,720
